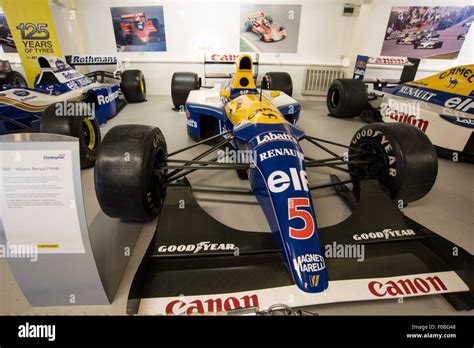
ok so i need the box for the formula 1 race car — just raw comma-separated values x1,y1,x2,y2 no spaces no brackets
114,12,161,46
396,33,418,45
327,55,473,162
93,55,473,315
414,37,443,49
244,12,287,42
457,33,466,40
0,55,147,168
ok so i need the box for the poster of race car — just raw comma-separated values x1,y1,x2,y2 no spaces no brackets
240,4,301,53
381,6,474,59
110,6,167,52
0,13,17,53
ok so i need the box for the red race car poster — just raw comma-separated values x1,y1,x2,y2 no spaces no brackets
240,4,301,53
381,6,473,59
110,6,167,52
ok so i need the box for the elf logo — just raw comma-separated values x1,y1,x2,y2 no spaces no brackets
268,168,309,193
444,97,474,113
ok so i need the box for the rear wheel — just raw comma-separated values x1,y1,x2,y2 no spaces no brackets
94,125,167,222
348,123,438,203
171,72,200,110
121,70,146,102
40,102,101,169
263,72,293,97
327,79,368,118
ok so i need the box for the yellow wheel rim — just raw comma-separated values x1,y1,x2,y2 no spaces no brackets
140,78,145,94
83,118,96,150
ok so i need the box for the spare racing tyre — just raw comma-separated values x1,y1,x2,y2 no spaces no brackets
263,72,293,97
40,102,101,169
327,78,368,118
121,70,146,102
95,125,167,222
348,123,438,204
171,72,200,110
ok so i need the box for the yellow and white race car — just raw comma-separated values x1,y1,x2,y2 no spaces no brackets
327,55,474,162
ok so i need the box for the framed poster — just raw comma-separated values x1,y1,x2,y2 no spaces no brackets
381,6,474,59
110,6,167,52
240,4,302,53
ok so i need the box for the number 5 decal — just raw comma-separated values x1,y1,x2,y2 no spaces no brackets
288,197,314,239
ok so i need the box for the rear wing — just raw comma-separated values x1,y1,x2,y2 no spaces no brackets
120,12,145,19
65,55,118,68
353,55,420,83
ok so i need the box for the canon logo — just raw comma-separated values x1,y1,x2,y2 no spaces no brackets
368,276,448,297
165,294,259,314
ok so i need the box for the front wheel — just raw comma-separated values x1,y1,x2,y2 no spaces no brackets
121,70,146,102
40,102,101,169
348,123,438,203
94,125,167,222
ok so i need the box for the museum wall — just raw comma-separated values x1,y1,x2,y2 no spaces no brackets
0,0,472,98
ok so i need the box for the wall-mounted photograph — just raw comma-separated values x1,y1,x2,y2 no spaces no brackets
240,4,302,53
110,6,167,52
0,13,17,53
381,6,474,59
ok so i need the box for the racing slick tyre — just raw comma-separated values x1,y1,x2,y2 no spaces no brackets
348,123,438,204
94,125,167,222
121,70,146,103
171,72,200,110
40,102,101,169
263,72,293,97
149,18,161,41
0,70,27,88
436,42,443,48
327,79,368,118
244,20,252,31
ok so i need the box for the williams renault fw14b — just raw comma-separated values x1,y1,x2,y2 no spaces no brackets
327,55,474,162
94,55,473,315
0,55,147,168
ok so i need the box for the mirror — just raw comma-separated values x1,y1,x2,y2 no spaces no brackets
270,90,280,98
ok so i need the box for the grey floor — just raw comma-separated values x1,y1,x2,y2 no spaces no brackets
1,96,473,315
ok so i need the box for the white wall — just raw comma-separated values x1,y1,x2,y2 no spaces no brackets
1,0,473,98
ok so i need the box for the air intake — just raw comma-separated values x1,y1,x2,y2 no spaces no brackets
302,66,345,96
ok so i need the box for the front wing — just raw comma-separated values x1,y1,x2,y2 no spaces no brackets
127,178,473,315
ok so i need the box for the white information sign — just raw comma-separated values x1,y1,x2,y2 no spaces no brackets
0,149,85,254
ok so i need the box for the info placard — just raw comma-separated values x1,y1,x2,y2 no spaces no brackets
0,149,85,254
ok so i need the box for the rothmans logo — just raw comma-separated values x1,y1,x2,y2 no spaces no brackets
157,241,236,254
255,132,297,146
70,56,117,65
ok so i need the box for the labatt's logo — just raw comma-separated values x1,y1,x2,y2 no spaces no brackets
255,132,297,146
165,294,259,314
369,275,448,297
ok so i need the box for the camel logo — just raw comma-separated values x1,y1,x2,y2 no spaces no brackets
447,78,458,88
